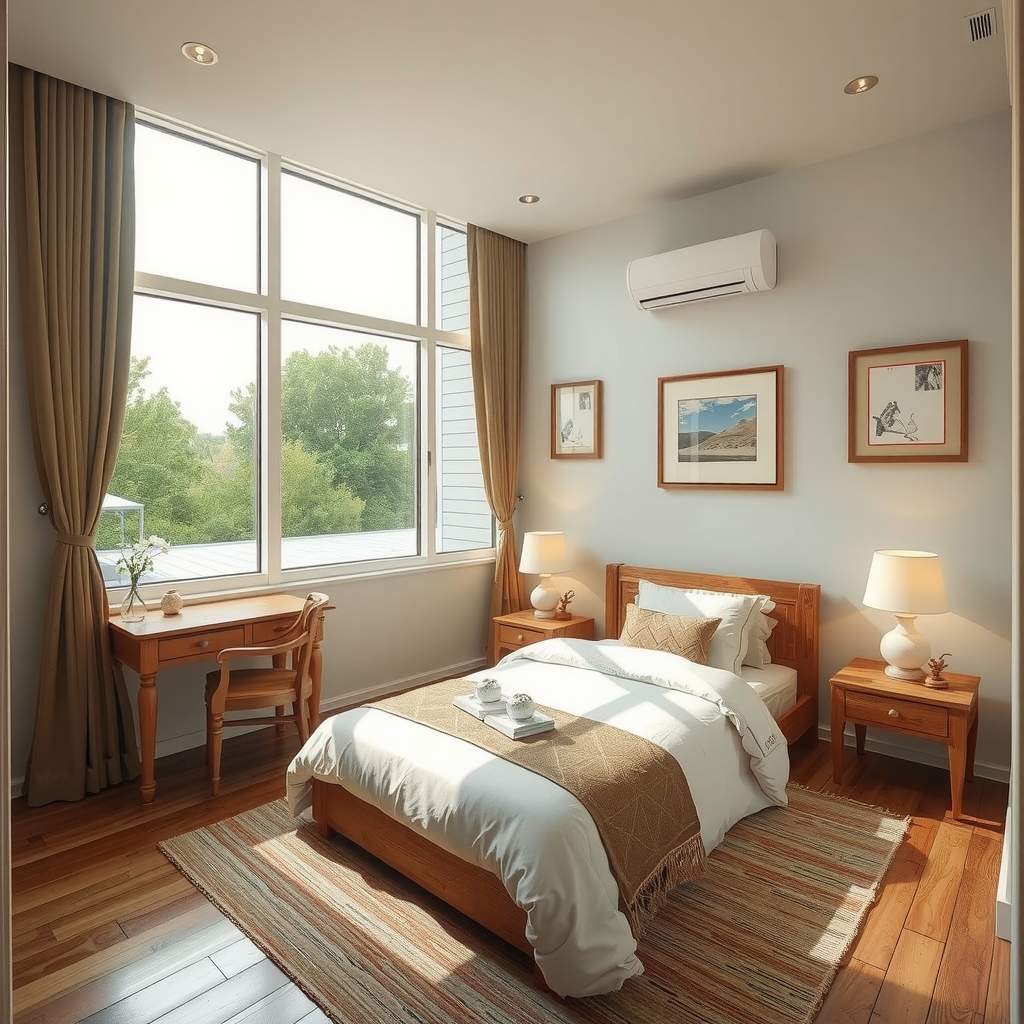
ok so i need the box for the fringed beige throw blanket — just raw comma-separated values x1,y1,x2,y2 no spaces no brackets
371,676,705,936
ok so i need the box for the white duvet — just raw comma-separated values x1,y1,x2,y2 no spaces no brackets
286,638,789,997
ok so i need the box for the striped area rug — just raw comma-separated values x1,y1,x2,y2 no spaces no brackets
159,786,908,1024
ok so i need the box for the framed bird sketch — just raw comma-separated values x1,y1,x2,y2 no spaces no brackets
551,380,603,459
848,340,968,463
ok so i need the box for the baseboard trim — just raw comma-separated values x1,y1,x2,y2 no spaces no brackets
11,657,491,800
318,658,488,715
819,725,1010,784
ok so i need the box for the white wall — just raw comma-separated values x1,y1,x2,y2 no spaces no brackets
522,112,1012,776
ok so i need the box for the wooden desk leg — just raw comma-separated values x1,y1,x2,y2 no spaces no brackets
854,724,867,755
308,636,323,731
948,712,967,820
966,711,978,783
830,689,845,784
138,671,158,805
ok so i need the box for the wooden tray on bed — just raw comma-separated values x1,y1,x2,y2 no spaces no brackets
311,564,821,982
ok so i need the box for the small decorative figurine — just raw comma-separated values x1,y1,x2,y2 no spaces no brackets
925,652,952,689
506,693,536,720
553,589,575,621
474,677,502,705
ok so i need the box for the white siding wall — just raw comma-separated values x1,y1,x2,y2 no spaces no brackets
439,225,469,332
437,348,492,551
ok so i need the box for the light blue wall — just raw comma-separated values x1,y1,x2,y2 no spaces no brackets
522,112,1012,775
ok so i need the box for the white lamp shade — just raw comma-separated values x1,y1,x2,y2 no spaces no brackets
863,550,948,615
519,532,570,575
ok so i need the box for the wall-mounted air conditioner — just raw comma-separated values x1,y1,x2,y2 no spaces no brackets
627,229,777,310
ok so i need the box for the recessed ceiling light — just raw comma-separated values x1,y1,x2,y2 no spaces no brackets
519,194,540,205
844,75,878,95
181,42,218,66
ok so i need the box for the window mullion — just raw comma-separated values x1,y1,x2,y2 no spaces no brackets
265,153,283,583
423,210,437,558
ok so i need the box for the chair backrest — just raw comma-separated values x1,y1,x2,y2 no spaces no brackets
288,592,330,694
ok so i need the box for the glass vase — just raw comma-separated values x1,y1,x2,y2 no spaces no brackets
121,583,148,623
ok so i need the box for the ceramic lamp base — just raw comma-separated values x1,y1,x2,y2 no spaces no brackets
529,576,560,619
879,613,929,682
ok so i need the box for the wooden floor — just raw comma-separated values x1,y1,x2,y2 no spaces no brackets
10,729,1011,1024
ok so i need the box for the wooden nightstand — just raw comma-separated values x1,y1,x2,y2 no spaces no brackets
490,609,594,666
830,657,980,819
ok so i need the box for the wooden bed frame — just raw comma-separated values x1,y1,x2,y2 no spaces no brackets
604,564,820,747
311,563,821,973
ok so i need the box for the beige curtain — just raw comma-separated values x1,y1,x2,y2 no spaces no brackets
467,225,527,657
10,66,140,805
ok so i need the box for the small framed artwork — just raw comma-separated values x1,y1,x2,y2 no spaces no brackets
658,365,784,490
551,380,603,459
848,340,968,463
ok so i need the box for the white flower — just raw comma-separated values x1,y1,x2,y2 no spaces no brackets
116,536,172,587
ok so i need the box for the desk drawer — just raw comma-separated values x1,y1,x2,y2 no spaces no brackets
846,690,948,739
497,622,546,648
158,627,245,663
252,618,299,644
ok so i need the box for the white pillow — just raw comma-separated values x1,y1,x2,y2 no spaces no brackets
637,580,758,675
743,606,778,669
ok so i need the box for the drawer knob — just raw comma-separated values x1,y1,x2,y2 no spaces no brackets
196,639,210,649
517,633,524,642
888,708,899,718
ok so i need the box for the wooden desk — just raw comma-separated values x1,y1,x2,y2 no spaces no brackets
109,594,326,804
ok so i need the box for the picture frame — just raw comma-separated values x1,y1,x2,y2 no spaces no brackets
657,365,784,490
551,380,603,459
848,340,968,463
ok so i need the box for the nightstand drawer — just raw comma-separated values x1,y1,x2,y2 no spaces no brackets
497,622,546,648
158,627,246,663
845,691,948,738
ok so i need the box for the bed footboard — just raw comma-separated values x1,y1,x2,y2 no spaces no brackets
311,778,536,960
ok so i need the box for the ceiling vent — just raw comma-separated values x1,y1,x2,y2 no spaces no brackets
964,8,997,42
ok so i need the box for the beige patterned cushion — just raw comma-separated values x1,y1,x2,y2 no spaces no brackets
619,604,721,665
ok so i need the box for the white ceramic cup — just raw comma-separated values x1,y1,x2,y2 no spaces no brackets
475,677,502,704
506,693,535,720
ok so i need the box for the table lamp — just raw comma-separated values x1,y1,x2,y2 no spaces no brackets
519,531,570,619
862,549,948,681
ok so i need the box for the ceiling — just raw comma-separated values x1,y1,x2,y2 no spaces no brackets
9,0,1010,244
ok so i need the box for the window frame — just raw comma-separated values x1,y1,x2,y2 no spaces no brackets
117,111,493,600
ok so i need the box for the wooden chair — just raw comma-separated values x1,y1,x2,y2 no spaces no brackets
204,592,329,796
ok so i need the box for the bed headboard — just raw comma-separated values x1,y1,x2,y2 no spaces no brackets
604,563,821,744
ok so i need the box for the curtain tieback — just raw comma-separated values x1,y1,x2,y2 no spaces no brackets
56,532,96,548
497,519,515,533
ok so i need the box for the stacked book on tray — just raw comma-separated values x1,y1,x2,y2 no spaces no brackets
452,693,555,739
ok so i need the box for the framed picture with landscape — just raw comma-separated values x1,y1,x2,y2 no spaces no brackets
848,339,968,463
551,380,603,459
658,365,784,490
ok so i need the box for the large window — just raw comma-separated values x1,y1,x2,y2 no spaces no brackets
281,172,419,323
279,321,418,569
99,297,260,574
134,124,259,292
98,119,492,590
